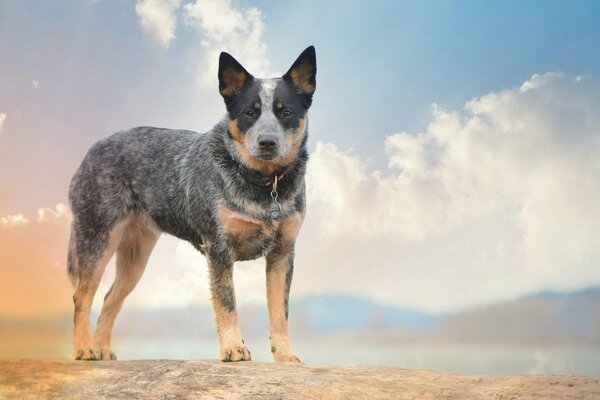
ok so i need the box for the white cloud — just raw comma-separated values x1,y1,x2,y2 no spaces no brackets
135,0,180,48
5,73,598,315
183,0,271,85
38,203,70,222
106,239,211,309
297,73,600,311
0,214,29,227
122,239,268,308
32,80,39,90
531,348,575,375
0,112,6,132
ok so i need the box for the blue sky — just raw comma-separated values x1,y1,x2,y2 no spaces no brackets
1,1,600,214
1,0,600,315
257,0,600,134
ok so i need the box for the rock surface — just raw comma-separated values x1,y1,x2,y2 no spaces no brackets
0,359,599,400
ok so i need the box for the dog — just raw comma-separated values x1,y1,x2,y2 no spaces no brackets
67,46,316,363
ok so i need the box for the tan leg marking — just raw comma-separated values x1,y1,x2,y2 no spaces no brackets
212,206,265,361
93,214,160,360
266,212,303,363
211,286,251,362
209,258,251,362
73,219,130,361
278,212,303,244
228,118,307,176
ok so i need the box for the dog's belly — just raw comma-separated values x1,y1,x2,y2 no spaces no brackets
217,205,275,261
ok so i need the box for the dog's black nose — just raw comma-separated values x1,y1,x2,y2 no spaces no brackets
258,135,278,150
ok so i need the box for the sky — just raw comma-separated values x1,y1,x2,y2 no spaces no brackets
1,0,600,318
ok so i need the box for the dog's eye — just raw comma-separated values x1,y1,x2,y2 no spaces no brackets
281,109,293,119
243,109,256,118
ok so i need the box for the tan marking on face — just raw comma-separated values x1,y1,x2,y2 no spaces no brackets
220,68,248,96
290,65,315,94
254,101,261,109
276,101,283,109
229,117,307,176
228,119,245,144
229,118,278,175
278,117,307,166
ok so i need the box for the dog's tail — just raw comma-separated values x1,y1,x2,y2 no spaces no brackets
67,227,79,287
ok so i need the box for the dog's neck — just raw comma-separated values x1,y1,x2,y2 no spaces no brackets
236,163,288,187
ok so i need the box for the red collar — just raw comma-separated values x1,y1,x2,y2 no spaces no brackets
269,168,288,184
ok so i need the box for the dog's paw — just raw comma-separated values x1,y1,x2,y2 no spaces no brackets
221,344,252,362
96,348,117,361
74,348,100,361
273,353,302,363
271,346,301,363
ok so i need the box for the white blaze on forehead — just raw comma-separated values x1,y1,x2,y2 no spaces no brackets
258,78,279,108
247,78,289,158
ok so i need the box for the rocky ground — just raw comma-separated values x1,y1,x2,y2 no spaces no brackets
0,359,599,399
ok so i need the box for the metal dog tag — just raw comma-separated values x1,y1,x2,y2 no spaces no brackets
269,190,281,219
269,187,281,220
269,200,282,220
269,175,282,220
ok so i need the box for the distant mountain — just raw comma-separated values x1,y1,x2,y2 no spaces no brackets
431,287,600,344
288,294,439,332
106,294,439,338
1,288,598,345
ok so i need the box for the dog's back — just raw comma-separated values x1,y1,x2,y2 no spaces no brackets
69,126,213,256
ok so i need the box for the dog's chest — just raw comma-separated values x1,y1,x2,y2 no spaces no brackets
217,206,278,261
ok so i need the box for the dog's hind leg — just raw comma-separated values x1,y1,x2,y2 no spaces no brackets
93,214,159,360
72,222,124,361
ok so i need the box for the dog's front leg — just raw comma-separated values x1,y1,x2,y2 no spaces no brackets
266,213,303,363
208,247,251,362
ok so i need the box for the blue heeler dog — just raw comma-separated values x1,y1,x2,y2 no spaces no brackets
67,46,316,363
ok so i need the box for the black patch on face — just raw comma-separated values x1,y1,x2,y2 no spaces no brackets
227,82,262,134
273,80,310,132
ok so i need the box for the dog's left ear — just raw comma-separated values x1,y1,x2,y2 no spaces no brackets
283,46,316,108
218,52,254,105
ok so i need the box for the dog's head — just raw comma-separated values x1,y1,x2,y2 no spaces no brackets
218,46,316,176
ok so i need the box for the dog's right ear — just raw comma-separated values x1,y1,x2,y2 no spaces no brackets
218,52,254,105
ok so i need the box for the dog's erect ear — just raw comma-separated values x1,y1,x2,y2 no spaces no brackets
218,52,254,103
282,46,316,108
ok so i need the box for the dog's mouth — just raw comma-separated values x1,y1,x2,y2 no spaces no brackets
255,152,278,161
